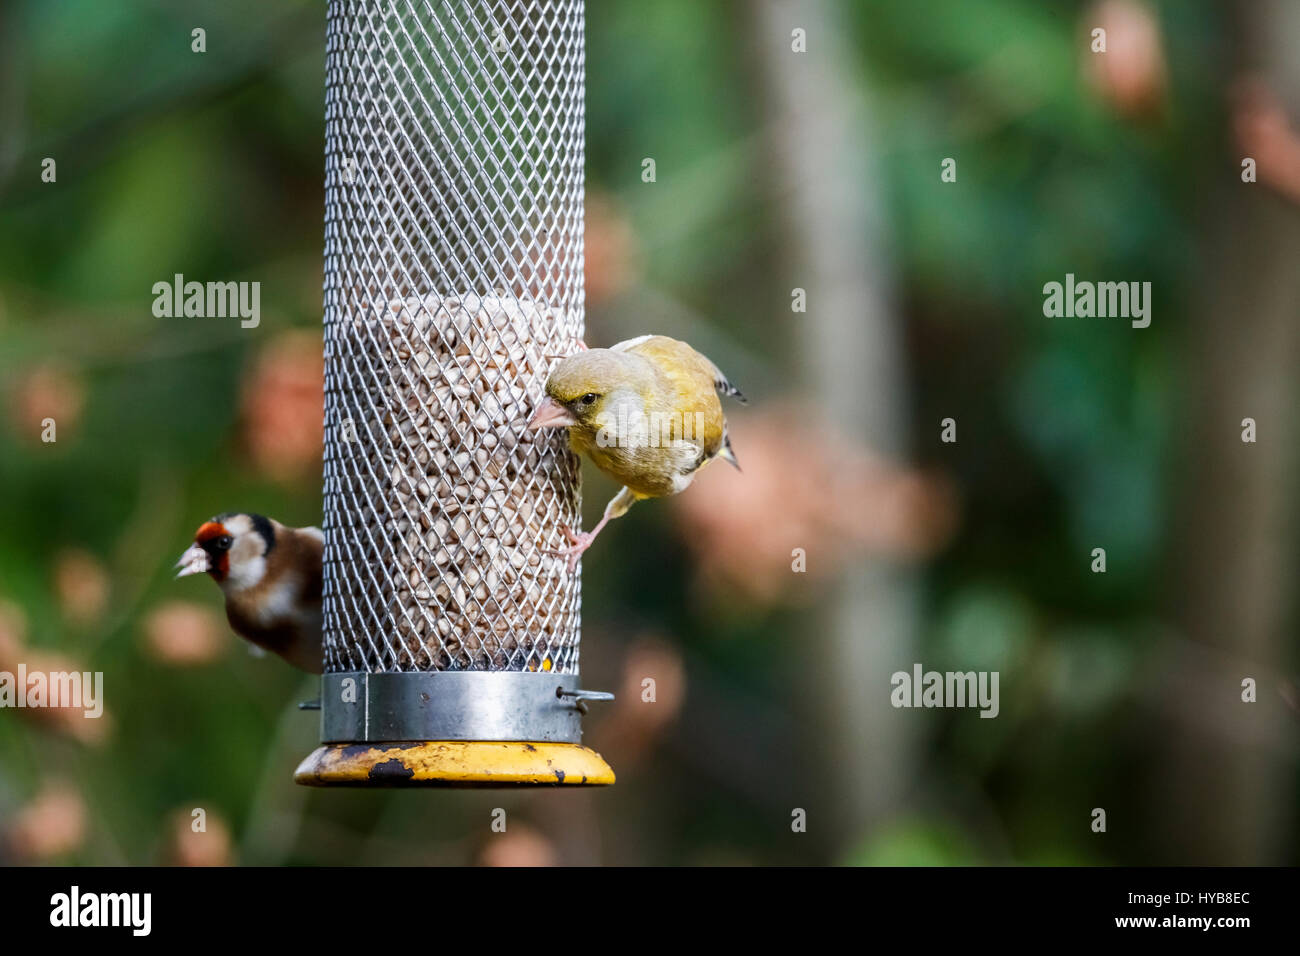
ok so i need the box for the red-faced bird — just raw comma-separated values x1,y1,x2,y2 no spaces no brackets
175,512,324,673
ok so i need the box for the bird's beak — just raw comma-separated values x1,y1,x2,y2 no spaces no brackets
174,544,210,578
527,396,577,430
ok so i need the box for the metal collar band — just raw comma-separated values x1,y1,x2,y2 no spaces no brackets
320,671,608,744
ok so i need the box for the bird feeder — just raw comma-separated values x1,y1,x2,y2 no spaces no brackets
295,0,614,786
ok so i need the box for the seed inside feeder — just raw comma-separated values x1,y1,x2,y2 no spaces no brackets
352,293,581,672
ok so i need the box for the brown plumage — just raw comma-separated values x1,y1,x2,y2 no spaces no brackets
527,334,745,568
175,513,324,673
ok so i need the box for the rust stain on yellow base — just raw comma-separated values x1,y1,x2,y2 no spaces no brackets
294,741,616,788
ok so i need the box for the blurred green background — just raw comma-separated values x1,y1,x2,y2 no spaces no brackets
1,0,1297,865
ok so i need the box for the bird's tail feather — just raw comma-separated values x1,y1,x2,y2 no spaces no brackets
714,376,747,404
719,435,741,472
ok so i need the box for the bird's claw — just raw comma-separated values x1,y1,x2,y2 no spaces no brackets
544,526,594,572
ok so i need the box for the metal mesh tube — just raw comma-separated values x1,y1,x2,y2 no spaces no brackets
322,0,584,675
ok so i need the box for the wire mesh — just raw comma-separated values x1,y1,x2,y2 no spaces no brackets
322,0,584,674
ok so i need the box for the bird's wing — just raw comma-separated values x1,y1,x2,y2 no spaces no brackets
704,360,746,404
615,334,747,404
620,336,729,461
282,526,324,605
300,529,324,604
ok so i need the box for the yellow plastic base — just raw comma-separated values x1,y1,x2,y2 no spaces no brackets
294,741,616,788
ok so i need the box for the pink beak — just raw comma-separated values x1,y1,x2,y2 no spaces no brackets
527,396,577,430
174,544,210,578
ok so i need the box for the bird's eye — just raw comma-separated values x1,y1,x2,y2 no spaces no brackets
215,535,233,551
580,393,598,406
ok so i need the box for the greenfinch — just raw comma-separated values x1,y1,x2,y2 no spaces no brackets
527,335,745,568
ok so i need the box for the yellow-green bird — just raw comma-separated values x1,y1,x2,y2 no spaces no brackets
527,334,745,569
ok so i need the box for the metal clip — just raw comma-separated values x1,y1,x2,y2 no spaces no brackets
556,687,615,714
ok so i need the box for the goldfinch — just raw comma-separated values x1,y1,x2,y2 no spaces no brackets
527,335,744,569
174,513,324,673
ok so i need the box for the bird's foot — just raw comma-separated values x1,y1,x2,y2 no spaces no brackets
546,525,596,572
570,337,589,352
